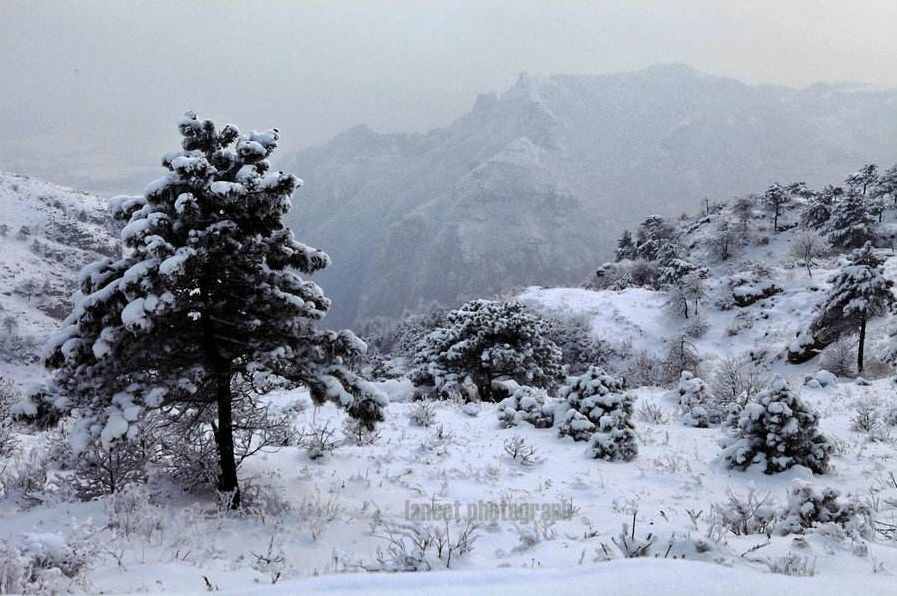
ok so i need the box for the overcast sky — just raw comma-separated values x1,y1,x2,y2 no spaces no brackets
3,0,897,192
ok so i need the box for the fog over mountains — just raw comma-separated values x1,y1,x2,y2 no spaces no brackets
284,64,897,326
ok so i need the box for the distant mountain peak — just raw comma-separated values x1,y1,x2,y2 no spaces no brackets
288,68,897,325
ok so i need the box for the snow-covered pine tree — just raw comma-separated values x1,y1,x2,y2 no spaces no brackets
785,181,814,200
712,218,735,261
845,164,878,197
615,230,636,261
656,242,697,289
634,215,674,261
873,164,897,208
558,366,637,461
817,243,892,372
722,377,832,475
827,192,875,249
44,112,385,507
656,242,705,320
675,371,723,428
410,299,564,401
732,194,755,237
800,185,839,230
761,183,790,232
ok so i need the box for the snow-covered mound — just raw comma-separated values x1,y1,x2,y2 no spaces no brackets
219,559,894,596
520,286,669,357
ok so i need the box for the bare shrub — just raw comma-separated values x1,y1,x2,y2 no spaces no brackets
662,336,700,385
342,416,381,446
606,511,656,558
70,436,151,500
298,417,340,461
762,553,816,577
103,483,164,542
503,436,541,466
713,488,776,536
409,401,436,427
368,513,478,571
624,350,665,388
821,336,855,378
709,356,767,408
0,377,20,458
635,401,669,424
852,401,882,435
297,492,342,541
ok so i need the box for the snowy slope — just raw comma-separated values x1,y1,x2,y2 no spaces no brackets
522,208,897,379
0,172,116,382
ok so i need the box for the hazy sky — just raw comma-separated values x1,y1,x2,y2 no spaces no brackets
3,0,897,192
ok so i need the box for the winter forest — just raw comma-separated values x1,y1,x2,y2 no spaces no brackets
6,3,897,595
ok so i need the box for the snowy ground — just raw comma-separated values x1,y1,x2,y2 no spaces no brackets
5,375,897,594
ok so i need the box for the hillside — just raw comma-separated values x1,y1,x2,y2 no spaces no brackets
288,64,897,326
4,166,897,595
0,172,116,383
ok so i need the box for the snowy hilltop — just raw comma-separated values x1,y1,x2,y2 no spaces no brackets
288,64,897,326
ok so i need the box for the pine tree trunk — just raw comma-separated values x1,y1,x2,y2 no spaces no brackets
857,317,867,374
214,372,241,508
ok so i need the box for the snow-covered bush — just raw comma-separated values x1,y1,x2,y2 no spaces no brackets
557,409,595,441
10,383,62,430
0,532,95,594
675,371,724,428
496,385,555,429
777,481,870,536
558,367,637,461
722,377,832,474
410,299,564,402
